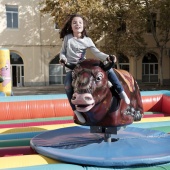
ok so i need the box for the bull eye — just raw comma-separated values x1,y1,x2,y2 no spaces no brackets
96,73,104,82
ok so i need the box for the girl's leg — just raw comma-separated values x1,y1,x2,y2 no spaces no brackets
107,69,130,104
107,69,123,93
64,71,75,110
64,71,86,123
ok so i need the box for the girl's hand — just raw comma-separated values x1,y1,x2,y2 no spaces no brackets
59,58,67,65
107,55,117,63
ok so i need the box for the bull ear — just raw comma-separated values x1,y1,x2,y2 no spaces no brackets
100,60,115,71
65,63,76,70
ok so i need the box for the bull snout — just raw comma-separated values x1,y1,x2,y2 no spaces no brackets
71,92,95,112
72,92,94,104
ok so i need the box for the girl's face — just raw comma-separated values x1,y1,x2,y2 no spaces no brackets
71,17,84,36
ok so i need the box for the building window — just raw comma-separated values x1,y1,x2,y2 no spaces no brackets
54,23,59,30
147,13,156,33
49,55,66,85
118,54,129,72
116,13,126,32
142,53,158,83
117,21,126,32
6,5,18,29
10,52,24,87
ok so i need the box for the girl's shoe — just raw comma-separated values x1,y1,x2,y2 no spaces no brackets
119,91,130,104
74,110,86,123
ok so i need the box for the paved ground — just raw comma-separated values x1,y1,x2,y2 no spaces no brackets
139,84,170,91
12,85,66,96
12,84,170,96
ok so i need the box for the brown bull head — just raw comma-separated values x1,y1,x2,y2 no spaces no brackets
71,60,112,120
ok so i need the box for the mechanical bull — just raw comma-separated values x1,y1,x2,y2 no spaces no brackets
65,59,143,127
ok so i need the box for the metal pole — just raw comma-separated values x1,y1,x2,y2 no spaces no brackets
104,133,111,142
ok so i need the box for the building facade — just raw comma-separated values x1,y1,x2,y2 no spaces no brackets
0,0,170,87
0,0,62,87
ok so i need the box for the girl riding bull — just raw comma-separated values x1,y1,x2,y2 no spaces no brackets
59,14,130,123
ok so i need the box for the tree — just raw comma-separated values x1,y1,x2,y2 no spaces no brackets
40,0,146,57
39,0,104,31
40,0,170,85
93,0,147,69
136,0,170,85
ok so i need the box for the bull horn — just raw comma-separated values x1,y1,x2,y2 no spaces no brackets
65,63,76,70
60,59,76,70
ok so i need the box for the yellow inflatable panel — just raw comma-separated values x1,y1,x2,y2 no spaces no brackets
0,49,12,96
0,123,77,134
1,117,170,134
0,154,60,169
135,117,170,123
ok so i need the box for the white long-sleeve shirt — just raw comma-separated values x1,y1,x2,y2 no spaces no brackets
60,34,109,72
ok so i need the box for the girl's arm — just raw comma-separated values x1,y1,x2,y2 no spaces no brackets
59,36,68,63
88,38,109,61
88,38,116,63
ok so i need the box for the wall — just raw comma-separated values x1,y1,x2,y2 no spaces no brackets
0,0,62,86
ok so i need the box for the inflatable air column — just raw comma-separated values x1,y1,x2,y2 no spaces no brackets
0,49,12,96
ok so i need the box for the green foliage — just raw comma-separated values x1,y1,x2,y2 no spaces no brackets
40,0,147,56
39,0,170,51
40,0,104,30
137,0,170,85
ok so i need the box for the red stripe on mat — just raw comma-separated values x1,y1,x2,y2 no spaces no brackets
0,119,74,128
143,112,170,118
0,146,36,157
143,114,165,118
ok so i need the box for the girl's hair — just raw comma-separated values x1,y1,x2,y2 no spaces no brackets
59,14,88,39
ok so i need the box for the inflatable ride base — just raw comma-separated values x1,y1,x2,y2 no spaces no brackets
31,126,170,167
